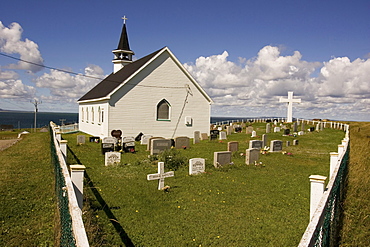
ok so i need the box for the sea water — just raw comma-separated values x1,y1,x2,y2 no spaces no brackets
0,111,261,129
0,111,78,129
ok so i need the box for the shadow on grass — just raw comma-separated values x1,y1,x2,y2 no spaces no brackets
67,146,135,247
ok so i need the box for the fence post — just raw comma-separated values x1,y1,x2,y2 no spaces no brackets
70,164,86,210
330,152,339,180
338,144,344,156
309,175,327,220
60,140,68,159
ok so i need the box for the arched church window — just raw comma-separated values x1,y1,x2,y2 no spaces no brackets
157,99,171,120
81,108,84,121
91,107,94,123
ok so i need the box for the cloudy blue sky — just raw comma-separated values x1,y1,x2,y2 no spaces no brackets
0,0,369,121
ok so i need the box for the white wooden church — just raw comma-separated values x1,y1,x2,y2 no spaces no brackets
78,19,212,138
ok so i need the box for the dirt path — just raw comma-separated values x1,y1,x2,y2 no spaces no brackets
0,139,19,151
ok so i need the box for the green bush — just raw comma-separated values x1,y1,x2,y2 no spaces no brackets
157,148,187,171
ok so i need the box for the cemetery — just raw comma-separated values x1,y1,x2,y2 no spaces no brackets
58,120,348,246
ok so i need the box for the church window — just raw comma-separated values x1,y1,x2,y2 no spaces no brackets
81,108,84,121
91,107,95,123
86,108,89,122
157,99,171,121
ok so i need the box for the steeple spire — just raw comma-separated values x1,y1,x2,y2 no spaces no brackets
112,16,135,73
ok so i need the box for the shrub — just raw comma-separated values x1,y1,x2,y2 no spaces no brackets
157,148,187,171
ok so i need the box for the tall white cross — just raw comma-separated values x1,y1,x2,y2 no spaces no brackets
147,162,174,190
279,91,301,123
122,15,128,24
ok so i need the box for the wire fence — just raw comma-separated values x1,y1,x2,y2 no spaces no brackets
299,135,350,247
49,125,77,247
313,146,349,246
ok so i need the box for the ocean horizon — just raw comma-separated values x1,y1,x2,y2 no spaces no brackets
0,110,280,129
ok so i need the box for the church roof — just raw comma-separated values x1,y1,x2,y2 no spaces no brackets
78,47,213,104
117,23,131,51
78,48,163,102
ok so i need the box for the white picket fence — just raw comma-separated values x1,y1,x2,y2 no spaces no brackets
50,122,89,247
298,123,350,246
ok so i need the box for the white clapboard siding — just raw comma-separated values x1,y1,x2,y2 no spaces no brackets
108,51,210,138
78,48,211,139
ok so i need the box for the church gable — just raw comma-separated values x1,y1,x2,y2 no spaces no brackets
78,48,163,102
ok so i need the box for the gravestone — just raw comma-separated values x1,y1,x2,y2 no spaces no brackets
227,141,239,152
286,141,290,147
270,140,283,152
147,137,164,151
301,121,305,131
219,131,227,140
201,133,208,140
309,127,315,132
298,131,304,135
266,123,271,133
213,151,232,168
77,135,85,145
189,158,205,175
284,129,290,135
245,148,260,165
274,127,281,132
210,130,219,140
193,131,201,144
151,139,172,155
122,136,135,153
141,135,153,145
175,136,190,149
293,122,298,132
111,129,122,139
101,137,116,154
251,130,257,137
147,162,174,190
226,126,232,135
262,134,268,147
293,139,299,145
246,126,253,134
105,152,121,166
249,140,263,149
235,127,242,133
135,132,144,141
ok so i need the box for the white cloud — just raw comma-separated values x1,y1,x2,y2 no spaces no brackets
185,45,370,120
0,78,35,99
318,57,370,99
0,21,44,73
35,64,105,102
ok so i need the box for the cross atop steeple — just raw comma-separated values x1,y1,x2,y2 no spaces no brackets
112,16,135,73
122,15,128,24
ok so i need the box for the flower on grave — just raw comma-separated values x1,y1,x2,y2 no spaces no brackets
162,185,171,192
261,146,269,154
182,146,187,149
240,153,244,156
229,162,234,165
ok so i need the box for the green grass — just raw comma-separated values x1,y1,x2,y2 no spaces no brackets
0,132,56,246
63,123,344,246
340,122,370,246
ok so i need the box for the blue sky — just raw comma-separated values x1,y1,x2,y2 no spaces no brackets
0,0,369,121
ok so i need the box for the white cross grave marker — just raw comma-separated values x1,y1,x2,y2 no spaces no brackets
147,162,174,190
279,91,301,123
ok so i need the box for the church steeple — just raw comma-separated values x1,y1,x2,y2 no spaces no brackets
112,16,135,73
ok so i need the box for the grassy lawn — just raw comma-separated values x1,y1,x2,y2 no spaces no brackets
0,131,56,246
340,122,370,246
64,122,344,246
